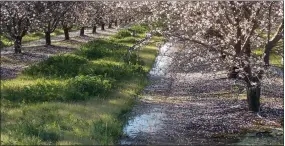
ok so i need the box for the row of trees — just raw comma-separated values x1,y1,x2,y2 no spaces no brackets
141,1,283,112
1,1,283,112
0,1,139,53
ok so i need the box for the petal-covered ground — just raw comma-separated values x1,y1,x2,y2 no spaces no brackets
120,43,283,145
1,27,121,80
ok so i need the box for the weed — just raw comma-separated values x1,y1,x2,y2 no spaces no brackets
128,24,150,34
24,54,88,78
113,30,132,39
64,75,114,101
76,39,126,59
1,25,164,145
1,80,65,103
90,119,122,145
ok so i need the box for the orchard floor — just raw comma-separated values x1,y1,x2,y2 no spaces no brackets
0,26,124,80
120,43,284,145
1,26,283,145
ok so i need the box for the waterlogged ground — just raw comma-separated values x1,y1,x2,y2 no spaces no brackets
0,26,126,80
120,43,284,145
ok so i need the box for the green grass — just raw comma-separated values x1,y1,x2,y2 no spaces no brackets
253,44,283,68
1,25,163,145
0,28,78,49
253,31,283,68
128,24,150,34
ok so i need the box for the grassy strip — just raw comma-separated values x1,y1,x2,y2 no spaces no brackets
253,32,283,68
1,24,163,145
254,46,283,68
0,28,78,49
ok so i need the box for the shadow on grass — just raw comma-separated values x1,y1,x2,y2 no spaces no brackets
1,26,162,145
54,39,85,47
22,45,76,54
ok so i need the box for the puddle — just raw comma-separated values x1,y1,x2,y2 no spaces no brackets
120,108,166,144
119,41,283,145
120,43,178,145
149,42,178,77
123,112,166,137
149,55,174,76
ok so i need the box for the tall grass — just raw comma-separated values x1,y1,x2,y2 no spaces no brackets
1,25,164,145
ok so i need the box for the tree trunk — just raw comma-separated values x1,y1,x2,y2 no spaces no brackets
234,26,242,56
125,20,128,24
228,66,239,79
114,20,118,26
80,27,85,36
14,36,22,53
92,25,97,34
0,40,3,48
264,42,274,66
264,22,284,66
63,28,69,40
45,31,51,46
108,22,112,28
101,23,105,30
247,85,261,112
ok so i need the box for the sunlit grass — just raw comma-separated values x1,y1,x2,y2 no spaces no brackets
253,46,283,68
1,25,163,145
0,35,13,47
1,78,140,145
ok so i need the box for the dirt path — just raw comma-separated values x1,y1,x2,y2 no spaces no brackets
120,42,283,145
1,25,130,80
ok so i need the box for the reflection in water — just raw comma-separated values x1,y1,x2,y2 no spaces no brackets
149,42,176,77
120,107,166,145
123,110,166,138
119,41,283,145
120,43,175,145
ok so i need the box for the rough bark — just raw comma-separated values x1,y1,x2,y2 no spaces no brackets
0,41,3,48
234,26,242,57
14,36,22,53
63,28,69,40
264,43,272,66
108,22,112,28
92,25,97,34
247,85,261,112
80,27,85,36
101,23,105,30
244,40,251,57
45,31,51,46
114,19,118,26
228,66,239,79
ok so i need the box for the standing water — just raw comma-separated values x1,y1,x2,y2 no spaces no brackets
119,42,283,145
120,42,178,145
149,42,176,78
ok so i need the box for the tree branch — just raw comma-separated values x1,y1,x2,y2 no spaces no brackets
176,36,235,57
269,21,284,44
267,2,273,43
241,5,262,52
